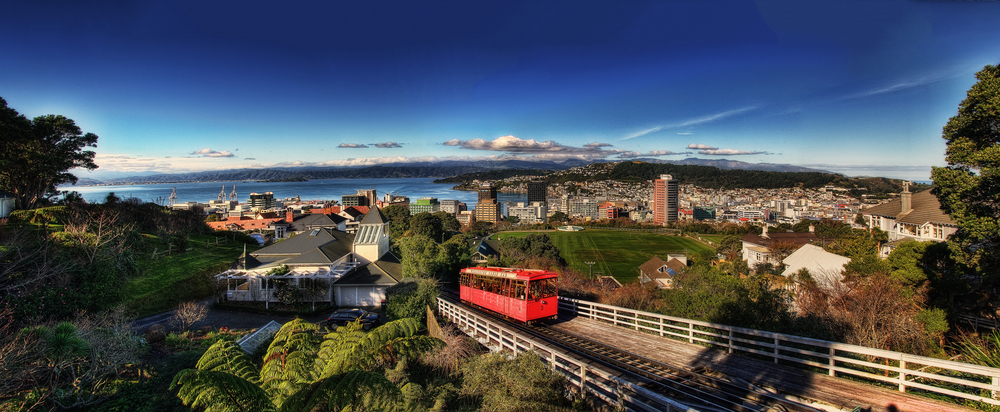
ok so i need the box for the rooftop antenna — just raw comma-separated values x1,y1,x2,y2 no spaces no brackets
218,185,225,201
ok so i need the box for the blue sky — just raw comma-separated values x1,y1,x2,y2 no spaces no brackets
3,1,1000,181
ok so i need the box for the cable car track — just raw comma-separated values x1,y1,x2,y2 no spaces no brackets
441,291,823,412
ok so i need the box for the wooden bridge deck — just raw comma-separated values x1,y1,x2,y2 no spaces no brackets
549,315,977,412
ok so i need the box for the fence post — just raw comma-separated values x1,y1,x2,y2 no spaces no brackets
773,337,779,364
899,359,907,392
992,375,999,400
829,347,836,377
688,322,694,344
728,330,734,354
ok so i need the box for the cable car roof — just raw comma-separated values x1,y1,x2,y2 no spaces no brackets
461,266,558,281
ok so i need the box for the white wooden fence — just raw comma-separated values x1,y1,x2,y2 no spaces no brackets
437,298,696,412
560,297,1000,406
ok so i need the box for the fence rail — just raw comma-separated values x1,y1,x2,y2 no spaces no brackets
560,296,1000,406
437,298,696,412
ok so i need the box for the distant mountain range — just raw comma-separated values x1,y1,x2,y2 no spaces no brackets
69,158,832,186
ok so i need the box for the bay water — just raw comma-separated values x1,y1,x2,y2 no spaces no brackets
62,178,527,207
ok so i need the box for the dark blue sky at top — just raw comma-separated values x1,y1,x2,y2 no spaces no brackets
3,0,1000,181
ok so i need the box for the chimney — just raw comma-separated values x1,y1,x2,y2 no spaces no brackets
900,181,912,215
286,209,294,223
761,225,769,239
809,224,815,233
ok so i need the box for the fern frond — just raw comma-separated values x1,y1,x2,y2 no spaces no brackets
277,370,401,412
196,340,262,384
171,369,274,412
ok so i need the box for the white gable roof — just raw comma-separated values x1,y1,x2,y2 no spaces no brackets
781,244,851,288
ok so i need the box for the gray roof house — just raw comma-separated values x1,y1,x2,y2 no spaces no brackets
217,208,400,308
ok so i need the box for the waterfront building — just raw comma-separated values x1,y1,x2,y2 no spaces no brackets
653,175,679,225
439,199,462,215
409,197,440,215
507,201,546,224
475,183,501,223
248,192,277,211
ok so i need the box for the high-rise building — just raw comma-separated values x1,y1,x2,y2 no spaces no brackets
248,192,277,211
653,174,679,225
475,183,501,223
527,181,548,223
478,182,497,202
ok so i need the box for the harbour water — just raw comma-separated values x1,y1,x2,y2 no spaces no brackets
62,178,528,206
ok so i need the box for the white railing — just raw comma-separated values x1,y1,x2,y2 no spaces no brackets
560,297,1000,406
437,298,696,412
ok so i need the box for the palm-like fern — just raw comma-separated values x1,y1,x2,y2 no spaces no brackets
196,340,261,385
317,318,444,377
261,319,323,406
172,317,443,412
277,370,401,412
171,370,274,412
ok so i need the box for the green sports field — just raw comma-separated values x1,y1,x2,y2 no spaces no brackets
493,230,714,283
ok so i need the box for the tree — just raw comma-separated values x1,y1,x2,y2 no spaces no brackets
549,211,568,224
931,63,1000,284
0,98,98,210
409,212,442,241
381,205,411,238
398,235,447,278
433,211,461,232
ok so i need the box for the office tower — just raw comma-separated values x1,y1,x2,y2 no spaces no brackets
653,174,679,225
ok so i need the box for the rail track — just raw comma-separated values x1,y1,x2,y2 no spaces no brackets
440,291,825,412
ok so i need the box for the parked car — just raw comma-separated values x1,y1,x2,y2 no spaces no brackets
326,308,380,330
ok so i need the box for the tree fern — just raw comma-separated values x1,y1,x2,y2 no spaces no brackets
261,319,322,403
171,369,274,412
197,340,261,385
319,318,443,377
277,370,401,412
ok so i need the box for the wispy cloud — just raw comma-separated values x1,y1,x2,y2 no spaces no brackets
699,148,767,156
374,142,402,148
620,106,757,140
190,148,234,158
839,70,961,101
687,144,718,150
584,142,613,148
338,143,368,148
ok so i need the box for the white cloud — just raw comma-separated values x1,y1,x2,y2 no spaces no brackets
676,132,692,136
374,142,403,148
442,135,619,160
339,143,368,148
190,148,235,158
687,144,718,150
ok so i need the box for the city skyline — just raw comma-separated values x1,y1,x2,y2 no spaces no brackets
4,1,1000,182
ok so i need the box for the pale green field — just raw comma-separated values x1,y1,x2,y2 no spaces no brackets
494,230,713,283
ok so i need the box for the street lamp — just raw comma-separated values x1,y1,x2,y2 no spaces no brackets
584,261,596,279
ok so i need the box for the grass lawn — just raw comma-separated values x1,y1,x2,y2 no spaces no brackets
697,234,726,246
494,230,714,284
126,233,253,317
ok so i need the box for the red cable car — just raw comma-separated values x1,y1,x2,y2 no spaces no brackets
459,266,558,322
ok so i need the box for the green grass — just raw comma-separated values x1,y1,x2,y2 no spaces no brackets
697,234,726,245
126,233,253,317
494,229,713,283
